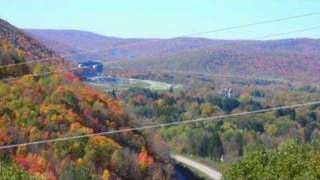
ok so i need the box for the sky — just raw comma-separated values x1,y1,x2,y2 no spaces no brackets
1,0,320,39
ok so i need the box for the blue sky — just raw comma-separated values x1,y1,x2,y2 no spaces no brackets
1,0,320,39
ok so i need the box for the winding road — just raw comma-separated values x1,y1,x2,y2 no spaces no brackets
172,154,222,180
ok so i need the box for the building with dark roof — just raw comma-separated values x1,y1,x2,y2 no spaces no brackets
78,61,104,78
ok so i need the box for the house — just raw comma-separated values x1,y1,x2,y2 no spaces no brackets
218,88,233,98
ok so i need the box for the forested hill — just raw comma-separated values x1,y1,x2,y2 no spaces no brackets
0,19,174,179
112,38,320,82
0,19,62,62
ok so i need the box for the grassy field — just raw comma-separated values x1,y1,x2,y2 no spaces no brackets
87,77,182,92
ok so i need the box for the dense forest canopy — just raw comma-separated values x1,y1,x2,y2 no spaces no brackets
0,20,174,179
118,85,320,161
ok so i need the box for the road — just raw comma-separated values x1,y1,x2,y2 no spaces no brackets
171,154,222,180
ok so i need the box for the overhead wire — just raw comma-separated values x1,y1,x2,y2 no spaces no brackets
0,67,83,82
0,100,319,149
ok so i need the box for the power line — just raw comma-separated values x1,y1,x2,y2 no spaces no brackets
0,100,319,149
1,11,320,70
178,12,320,38
0,59,52,69
0,67,82,82
253,25,320,40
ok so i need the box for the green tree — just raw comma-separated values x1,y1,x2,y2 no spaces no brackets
59,164,92,180
221,98,240,113
224,141,320,180
206,131,223,160
0,163,35,180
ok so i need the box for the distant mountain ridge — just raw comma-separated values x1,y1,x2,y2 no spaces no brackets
25,29,320,61
114,38,320,82
25,28,320,82
25,29,216,62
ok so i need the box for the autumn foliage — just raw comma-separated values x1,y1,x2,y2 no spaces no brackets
0,40,173,179
139,146,154,172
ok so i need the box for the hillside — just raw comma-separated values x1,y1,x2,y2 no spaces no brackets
112,38,320,82
0,19,173,179
25,29,216,62
0,19,62,62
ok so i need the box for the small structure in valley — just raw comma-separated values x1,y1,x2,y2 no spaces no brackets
78,61,104,78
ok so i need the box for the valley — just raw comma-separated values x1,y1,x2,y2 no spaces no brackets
25,29,320,82
1,3,320,179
